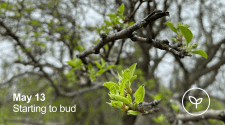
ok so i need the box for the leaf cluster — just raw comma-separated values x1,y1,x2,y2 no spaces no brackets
67,58,115,82
165,21,208,59
91,3,134,37
103,63,149,115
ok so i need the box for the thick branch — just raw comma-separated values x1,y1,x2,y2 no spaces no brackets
131,34,191,58
176,109,225,122
77,10,169,64
0,72,43,86
60,82,104,97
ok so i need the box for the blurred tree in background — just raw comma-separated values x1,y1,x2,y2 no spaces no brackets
0,0,225,125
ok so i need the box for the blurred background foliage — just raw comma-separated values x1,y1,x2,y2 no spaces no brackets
0,0,224,124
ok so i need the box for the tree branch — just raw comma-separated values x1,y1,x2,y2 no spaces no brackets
60,82,104,97
176,109,225,123
77,10,170,64
131,33,191,58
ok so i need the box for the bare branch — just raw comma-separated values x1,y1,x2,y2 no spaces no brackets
0,72,43,86
131,33,191,58
115,39,125,64
60,82,104,97
176,110,225,123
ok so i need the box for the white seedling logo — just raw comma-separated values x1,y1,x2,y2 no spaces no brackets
182,88,210,116
189,96,202,109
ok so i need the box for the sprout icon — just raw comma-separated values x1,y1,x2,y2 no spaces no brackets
189,96,202,109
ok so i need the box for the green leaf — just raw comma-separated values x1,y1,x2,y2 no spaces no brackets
91,27,98,31
117,3,125,14
171,38,178,42
66,61,76,67
108,100,123,108
77,45,85,52
18,56,23,60
104,28,110,33
191,43,199,49
109,86,118,94
165,21,177,33
90,73,96,82
95,61,102,69
130,75,137,83
126,94,132,104
88,63,93,70
106,102,113,107
177,26,193,44
99,25,105,31
107,65,115,70
129,63,137,77
192,50,208,59
128,22,135,26
150,94,162,100
134,85,145,104
153,114,166,124
34,40,45,47
96,69,105,76
127,110,141,115
30,20,40,26
114,95,130,105
123,69,131,80
104,20,112,26
101,58,105,67
108,93,116,100
103,82,119,90
119,80,127,96
107,14,117,19
171,103,180,112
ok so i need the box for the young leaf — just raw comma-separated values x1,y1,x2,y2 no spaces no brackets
101,58,105,67
107,65,115,70
104,20,112,26
128,22,135,26
90,73,96,82
109,86,118,94
150,94,162,100
117,3,125,14
107,14,117,19
191,43,199,49
171,103,180,112
129,63,137,77
126,94,132,104
66,61,76,67
177,26,193,45
165,21,177,33
110,100,123,108
108,93,116,100
96,69,105,76
123,69,131,80
88,63,93,70
117,71,122,82
119,80,127,96
127,110,141,115
95,61,102,69
134,85,145,104
171,38,178,42
102,82,119,90
153,114,166,124
192,50,208,59
130,75,137,83
114,95,130,105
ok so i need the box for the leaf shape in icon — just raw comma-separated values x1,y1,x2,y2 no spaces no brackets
189,96,197,104
189,96,202,109
196,98,202,104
